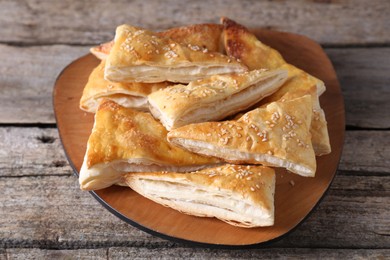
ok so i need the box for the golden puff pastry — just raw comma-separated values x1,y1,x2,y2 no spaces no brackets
222,17,331,155
124,164,275,227
261,74,331,155
105,24,247,83
79,100,220,191
148,69,288,130
90,40,115,60
168,95,317,177
90,23,224,60
80,60,170,113
221,17,325,96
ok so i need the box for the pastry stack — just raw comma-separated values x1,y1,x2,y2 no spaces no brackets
78,18,331,228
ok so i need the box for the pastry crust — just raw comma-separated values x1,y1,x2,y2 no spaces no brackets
124,164,275,227
79,100,220,191
221,17,325,96
90,23,224,60
105,24,247,83
80,60,170,113
168,95,316,177
222,17,331,155
148,69,288,130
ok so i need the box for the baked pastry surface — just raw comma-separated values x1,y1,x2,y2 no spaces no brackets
105,24,247,83
168,95,316,177
80,60,169,113
125,164,275,227
90,23,224,60
79,100,219,191
222,17,330,155
148,68,288,130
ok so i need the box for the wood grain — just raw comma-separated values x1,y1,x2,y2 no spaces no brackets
0,44,88,124
0,0,389,45
0,175,388,249
0,128,71,177
108,248,390,259
3,248,389,259
5,248,107,260
1,45,389,128
325,48,390,129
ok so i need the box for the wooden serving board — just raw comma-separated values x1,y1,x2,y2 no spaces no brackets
53,29,345,247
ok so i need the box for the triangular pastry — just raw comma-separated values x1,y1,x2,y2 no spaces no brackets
262,76,331,155
148,69,288,130
222,17,331,155
105,24,247,83
168,95,316,177
124,164,275,227
80,60,170,113
79,100,220,191
90,23,224,60
221,17,325,96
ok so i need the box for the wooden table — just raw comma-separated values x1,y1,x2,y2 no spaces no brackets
0,1,389,258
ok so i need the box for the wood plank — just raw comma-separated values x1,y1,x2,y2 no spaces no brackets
340,131,390,173
5,248,107,260
4,248,389,259
108,248,390,259
325,48,390,129
0,0,389,45
0,44,88,124
0,44,389,129
1,128,389,178
0,128,71,177
0,174,388,249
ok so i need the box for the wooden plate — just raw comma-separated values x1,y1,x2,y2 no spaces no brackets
53,29,345,247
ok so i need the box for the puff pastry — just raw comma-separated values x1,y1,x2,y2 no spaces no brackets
168,95,316,177
80,60,170,113
148,69,288,130
222,17,331,155
125,164,275,227
79,100,220,191
105,24,247,83
90,23,224,60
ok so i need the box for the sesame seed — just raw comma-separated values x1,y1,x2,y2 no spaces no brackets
250,187,255,192
289,180,295,186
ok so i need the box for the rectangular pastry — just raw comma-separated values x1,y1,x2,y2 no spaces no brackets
90,23,224,60
104,24,247,83
79,99,219,191
148,69,288,130
124,164,275,227
168,95,316,177
80,60,169,113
